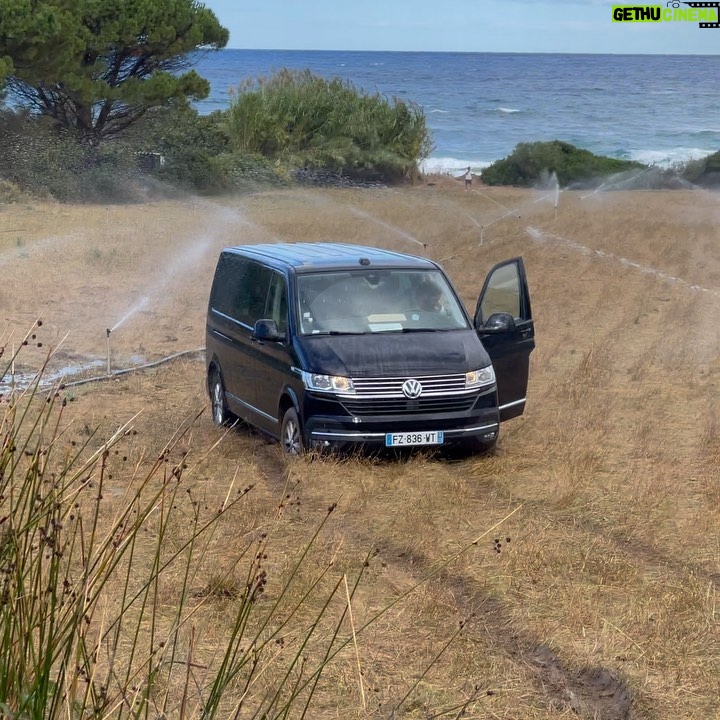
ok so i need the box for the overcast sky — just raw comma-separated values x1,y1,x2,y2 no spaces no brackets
203,0,720,54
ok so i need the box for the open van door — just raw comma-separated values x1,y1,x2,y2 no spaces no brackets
473,257,534,422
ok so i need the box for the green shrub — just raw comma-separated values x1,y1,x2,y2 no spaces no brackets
0,177,24,203
122,105,286,194
675,150,720,187
0,106,265,200
0,111,144,202
1,83,431,199
156,149,286,194
227,69,432,183
211,151,288,189
133,106,233,161
481,140,645,188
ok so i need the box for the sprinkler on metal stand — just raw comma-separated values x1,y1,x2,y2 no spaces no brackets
106,328,112,376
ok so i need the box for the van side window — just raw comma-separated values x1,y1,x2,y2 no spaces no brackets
210,252,244,317
479,262,521,322
209,254,273,327
235,261,273,327
267,272,288,334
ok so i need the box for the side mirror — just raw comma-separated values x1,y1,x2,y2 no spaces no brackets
481,312,516,334
253,319,284,342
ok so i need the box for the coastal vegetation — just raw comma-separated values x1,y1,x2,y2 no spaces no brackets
0,68,431,198
0,1,430,197
674,149,720,187
2,96,716,200
0,3,717,198
226,69,432,183
480,140,645,188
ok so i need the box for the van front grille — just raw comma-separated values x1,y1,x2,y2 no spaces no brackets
351,374,468,396
341,374,478,416
341,395,476,416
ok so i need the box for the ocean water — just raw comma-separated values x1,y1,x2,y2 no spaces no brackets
192,50,720,174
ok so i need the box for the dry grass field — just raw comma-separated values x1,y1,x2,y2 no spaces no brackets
1,177,719,719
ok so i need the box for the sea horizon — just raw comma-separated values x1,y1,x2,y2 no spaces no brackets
194,49,720,172
217,47,719,57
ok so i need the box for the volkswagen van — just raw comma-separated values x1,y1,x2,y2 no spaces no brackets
205,243,534,454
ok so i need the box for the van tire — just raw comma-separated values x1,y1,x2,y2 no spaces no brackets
210,369,232,427
280,408,303,455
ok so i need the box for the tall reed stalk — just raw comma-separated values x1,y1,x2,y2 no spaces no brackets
1,324,514,718
0,327,363,718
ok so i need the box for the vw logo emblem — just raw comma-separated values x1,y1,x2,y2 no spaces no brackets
402,379,423,399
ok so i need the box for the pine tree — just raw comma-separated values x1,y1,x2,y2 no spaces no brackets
0,0,228,144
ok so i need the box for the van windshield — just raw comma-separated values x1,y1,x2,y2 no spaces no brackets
296,269,470,335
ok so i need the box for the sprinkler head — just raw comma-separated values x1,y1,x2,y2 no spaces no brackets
106,328,111,338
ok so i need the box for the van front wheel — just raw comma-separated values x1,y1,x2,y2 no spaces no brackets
281,408,303,455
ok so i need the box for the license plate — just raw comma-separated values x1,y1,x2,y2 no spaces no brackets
385,431,444,447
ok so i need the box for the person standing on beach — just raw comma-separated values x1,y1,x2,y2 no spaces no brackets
464,166,472,191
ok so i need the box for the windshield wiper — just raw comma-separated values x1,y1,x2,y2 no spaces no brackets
396,327,439,333
307,330,366,336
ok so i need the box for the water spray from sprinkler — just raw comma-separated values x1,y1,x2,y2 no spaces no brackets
531,172,560,218
478,208,522,247
468,189,522,246
579,166,654,200
348,206,427,247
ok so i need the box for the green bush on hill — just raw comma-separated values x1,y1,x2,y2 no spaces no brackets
481,140,645,188
227,68,432,183
676,150,720,187
132,105,287,193
0,111,143,202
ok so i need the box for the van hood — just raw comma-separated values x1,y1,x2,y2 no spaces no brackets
298,330,490,377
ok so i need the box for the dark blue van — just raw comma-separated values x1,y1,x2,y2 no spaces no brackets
205,243,534,454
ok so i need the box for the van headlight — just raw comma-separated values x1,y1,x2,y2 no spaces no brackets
465,366,495,389
302,371,356,394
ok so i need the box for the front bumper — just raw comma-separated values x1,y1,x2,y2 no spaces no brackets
303,389,500,447
308,420,499,446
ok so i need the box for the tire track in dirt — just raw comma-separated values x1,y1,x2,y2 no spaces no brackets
249,440,646,718
251,440,298,514
376,539,643,720
201,394,709,717
227,424,710,718
416,454,719,714
247,440,715,717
